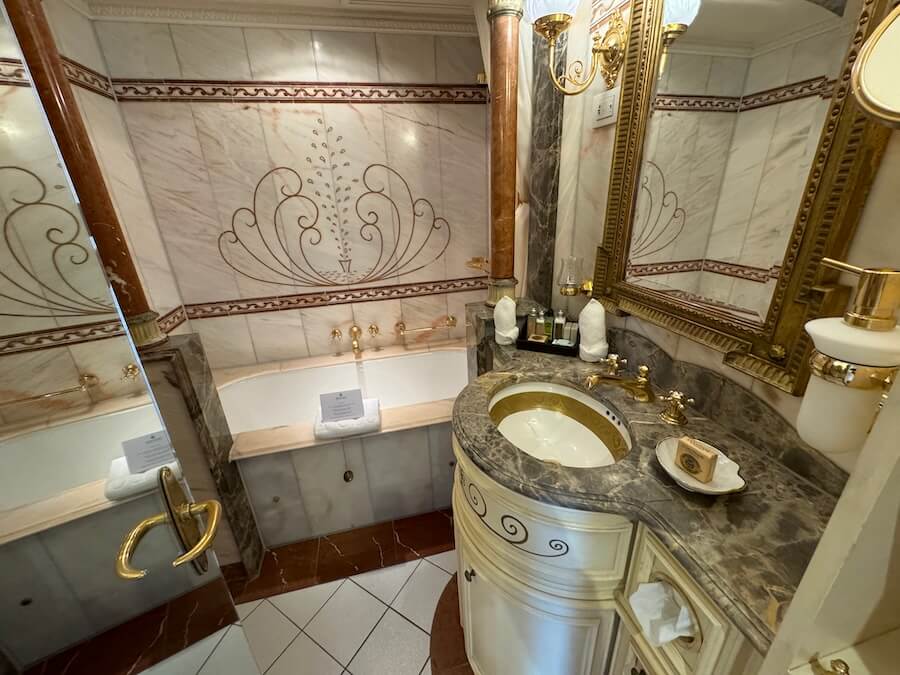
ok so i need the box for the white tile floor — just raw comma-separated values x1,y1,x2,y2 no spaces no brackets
150,547,455,675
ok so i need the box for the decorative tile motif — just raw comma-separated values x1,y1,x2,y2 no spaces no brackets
0,320,124,355
654,76,837,113
219,160,450,287
628,160,685,262
627,259,781,283
184,277,488,319
0,57,27,87
60,57,115,99
112,79,488,103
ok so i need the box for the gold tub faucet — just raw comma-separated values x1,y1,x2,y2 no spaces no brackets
350,324,363,355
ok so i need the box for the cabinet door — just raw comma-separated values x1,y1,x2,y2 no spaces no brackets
458,538,612,675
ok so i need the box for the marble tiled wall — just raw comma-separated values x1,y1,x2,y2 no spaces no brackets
238,422,455,547
87,21,489,368
0,14,146,426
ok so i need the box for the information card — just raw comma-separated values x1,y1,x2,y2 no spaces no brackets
122,430,176,474
320,388,365,422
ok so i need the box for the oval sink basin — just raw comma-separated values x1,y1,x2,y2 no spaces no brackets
489,382,632,468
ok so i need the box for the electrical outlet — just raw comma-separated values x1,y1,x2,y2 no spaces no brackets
592,87,620,128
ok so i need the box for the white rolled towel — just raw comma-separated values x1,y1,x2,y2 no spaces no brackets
105,456,182,501
493,296,519,345
578,298,609,362
314,398,381,440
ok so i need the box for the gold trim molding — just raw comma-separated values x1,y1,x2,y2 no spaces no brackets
594,0,893,394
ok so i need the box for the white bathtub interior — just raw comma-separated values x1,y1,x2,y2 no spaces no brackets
219,349,469,434
0,403,164,511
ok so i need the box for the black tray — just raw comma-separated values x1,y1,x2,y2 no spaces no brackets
515,317,579,357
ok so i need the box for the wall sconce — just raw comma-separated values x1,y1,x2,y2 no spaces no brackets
558,255,594,296
526,0,627,95
659,0,702,78
797,259,900,455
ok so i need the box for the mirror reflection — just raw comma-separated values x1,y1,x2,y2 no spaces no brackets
626,0,850,324
0,15,164,515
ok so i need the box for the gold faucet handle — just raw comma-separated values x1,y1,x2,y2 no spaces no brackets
606,353,627,374
368,323,380,337
659,390,694,426
637,364,650,381
330,328,343,341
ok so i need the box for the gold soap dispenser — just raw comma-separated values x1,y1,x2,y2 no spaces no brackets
797,259,900,455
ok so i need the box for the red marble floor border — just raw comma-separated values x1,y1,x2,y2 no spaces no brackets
430,574,474,675
222,509,455,604
23,577,237,675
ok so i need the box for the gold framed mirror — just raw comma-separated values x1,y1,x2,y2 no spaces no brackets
594,0,894,394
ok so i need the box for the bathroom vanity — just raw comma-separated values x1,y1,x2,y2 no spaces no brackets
450,343,839,675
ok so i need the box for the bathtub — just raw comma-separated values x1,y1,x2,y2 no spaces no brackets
219,343,469,438
219,342,469,547
0,400,161,512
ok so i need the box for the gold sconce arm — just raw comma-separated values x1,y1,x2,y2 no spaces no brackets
537,9,626,96
116,512,170,580
172,500,221,569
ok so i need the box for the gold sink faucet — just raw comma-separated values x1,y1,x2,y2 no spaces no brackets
585,357,655,402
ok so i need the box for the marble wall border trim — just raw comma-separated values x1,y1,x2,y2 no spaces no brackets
0,57,29,86
60,56,115,99
0,280,484,354
184,276,489,319
111,79,488,103
654,76,837,113
627,259,781,283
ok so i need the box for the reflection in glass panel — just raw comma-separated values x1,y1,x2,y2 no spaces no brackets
0,15,164,529
626,0,851,324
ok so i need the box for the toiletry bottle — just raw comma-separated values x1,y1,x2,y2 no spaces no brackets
554,310,566,341
527,307,538,337
536,310,546,338
545,310,554,339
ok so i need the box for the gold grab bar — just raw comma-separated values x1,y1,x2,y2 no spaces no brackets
395,315,457,336
116,466,222,580
0,374,98,408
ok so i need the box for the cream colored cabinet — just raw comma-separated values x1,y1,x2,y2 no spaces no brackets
453,437,629,675
616,526,763,675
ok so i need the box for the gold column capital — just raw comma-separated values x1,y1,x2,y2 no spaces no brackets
488,0,523,20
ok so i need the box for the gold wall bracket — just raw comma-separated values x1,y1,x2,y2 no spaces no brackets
115,466,221,580
535,8,627,95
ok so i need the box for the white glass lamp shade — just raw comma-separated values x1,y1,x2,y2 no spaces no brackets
525,0,580,24
663,0,701,27
557,256,584,287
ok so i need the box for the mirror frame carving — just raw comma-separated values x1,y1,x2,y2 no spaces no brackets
594,0,894,394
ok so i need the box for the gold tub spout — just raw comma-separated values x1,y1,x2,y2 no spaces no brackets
350,324,363,355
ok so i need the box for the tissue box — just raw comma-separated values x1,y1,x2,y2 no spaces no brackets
675,436,718,483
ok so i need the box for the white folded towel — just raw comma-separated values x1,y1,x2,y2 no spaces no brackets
105,456,182,501
314,398,381,440
578,298,610,362
493,296,519,345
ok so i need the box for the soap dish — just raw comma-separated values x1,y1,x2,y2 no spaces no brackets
655,437,746,495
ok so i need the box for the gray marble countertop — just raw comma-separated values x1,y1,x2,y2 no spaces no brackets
451,344,837,654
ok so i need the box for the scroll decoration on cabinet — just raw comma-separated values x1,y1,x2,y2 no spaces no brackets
461,472,570,558
219,119,451,288
0,166,115,319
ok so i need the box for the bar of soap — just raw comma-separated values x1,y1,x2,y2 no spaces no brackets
674,436,718,483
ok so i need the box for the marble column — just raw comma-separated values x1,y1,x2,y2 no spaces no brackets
487,0,523,306
141,335,265,577
526,33,567,308
4,0,164,349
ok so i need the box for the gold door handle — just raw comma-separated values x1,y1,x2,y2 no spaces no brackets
116,512,170,580
172,500,221,568
115,466,222,580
